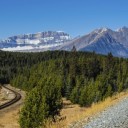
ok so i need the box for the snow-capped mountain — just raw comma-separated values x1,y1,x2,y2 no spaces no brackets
1,27,128,58
0,31,71,51
58,27,128,58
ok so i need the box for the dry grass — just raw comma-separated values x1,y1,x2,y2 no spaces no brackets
1,90,128,128
0,106,20,128
45,90,128,128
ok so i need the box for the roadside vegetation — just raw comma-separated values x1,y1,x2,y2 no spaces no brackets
0,50,128,127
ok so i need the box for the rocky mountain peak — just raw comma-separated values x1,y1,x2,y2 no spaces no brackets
117,26,128,32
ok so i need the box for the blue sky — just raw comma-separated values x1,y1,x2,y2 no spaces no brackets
0,0,128,38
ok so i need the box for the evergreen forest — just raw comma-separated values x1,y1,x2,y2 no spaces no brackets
0,50,128,127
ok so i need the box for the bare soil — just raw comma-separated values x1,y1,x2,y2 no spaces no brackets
0,86,15,105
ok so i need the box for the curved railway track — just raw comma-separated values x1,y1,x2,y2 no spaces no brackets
0,85,21,110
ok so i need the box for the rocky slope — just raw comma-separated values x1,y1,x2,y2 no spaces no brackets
83,97,128,128
59,27,128,58
68,95,128,128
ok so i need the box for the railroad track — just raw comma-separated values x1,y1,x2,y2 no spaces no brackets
0,85,21,110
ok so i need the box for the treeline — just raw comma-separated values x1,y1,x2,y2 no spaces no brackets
0,50,71,83
1,50,128,127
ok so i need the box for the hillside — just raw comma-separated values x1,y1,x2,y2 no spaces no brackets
1,51,128,127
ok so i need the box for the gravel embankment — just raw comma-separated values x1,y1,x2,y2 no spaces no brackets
83,97,128,128
69,97,128,128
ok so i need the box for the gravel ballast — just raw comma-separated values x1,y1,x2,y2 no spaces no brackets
83,97,128,128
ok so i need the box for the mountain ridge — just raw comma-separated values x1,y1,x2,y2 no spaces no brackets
0,31,71,51
58,26,128,58
1,27,128,58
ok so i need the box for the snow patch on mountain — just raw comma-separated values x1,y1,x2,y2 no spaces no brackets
0,31,71,51
1,27,128,58
2,42,64,52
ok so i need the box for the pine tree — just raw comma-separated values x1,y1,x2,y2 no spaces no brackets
71,45,77,52
118,82,123,92
105,84,113,98
79,86,88,106
19,87,48,128
19,78,62,128
70,86,80,104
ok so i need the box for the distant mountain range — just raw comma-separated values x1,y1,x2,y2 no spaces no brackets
1,27,128,58
0,31,71,51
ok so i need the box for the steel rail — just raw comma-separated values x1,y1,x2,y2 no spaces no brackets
0,85,21,110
